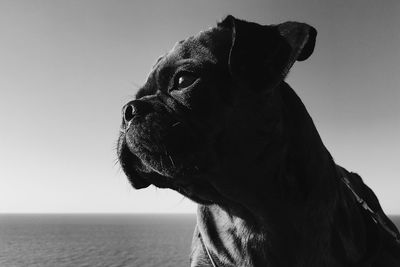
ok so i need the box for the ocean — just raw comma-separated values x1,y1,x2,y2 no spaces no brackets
0,214,399,267
0,214,196,267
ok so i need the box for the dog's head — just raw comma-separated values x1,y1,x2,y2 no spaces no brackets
117,15,316,206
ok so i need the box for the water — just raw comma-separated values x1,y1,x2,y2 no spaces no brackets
0,214,399,267
0,214,196,267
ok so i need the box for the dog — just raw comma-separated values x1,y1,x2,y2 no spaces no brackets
117,15,400,266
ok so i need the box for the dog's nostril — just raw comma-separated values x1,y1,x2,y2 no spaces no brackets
123,100,153,125
123,105,135,123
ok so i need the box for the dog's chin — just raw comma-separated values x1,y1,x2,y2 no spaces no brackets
118,135,222,205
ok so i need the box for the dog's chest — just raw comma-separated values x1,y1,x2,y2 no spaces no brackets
192,207,271,267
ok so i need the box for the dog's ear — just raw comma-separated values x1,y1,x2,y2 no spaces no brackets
218,15,317,89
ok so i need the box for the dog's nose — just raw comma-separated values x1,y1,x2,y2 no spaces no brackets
122,100,153,125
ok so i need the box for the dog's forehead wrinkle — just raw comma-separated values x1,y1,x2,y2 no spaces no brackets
172,39,185,50
150,52,170,74
153,54,165,68
136,71,158,99
149,29,228,82
167,34,219,65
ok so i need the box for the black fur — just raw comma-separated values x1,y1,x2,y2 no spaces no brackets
117,15,400,266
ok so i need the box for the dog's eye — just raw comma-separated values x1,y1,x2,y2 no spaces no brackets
175,73,198,90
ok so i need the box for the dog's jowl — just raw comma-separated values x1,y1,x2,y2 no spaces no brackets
117,15,400,267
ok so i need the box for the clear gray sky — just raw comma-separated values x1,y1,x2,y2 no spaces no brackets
0,0,399,214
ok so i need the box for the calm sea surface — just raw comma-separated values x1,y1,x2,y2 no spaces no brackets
0,214,196,267
0,214,399,267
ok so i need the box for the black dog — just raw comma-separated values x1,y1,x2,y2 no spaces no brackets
117,16,400,266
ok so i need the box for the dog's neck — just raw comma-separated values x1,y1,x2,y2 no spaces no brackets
197,82,345,266
279,81,340,214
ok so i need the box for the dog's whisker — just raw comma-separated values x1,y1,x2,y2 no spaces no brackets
162,145,176,169
130,81,141,89
178,194,187,204
160,155,165,171
113,158,120,167
168,154,176,168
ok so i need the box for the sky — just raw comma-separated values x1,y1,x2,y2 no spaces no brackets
0,0,399,214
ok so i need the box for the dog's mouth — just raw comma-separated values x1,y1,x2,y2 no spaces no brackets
118,138,219,205
117,115,222,205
